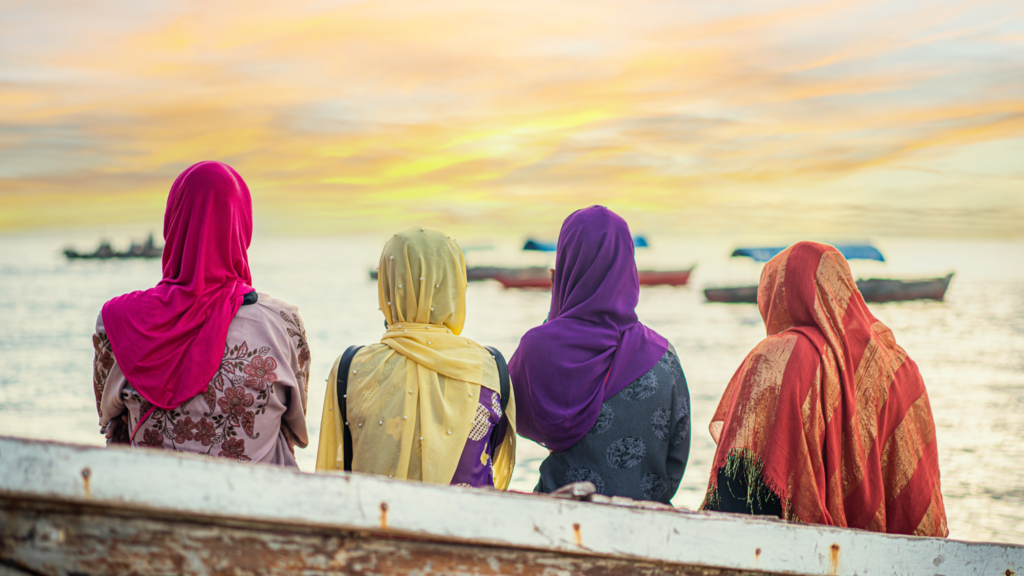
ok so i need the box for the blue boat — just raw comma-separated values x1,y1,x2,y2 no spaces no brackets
524,236,648,252
731,244,884,263
707,243,953,304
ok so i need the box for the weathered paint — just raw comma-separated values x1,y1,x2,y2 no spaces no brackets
0,501,754,576
0,436,1022,576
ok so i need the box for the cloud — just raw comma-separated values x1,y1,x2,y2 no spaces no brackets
1,0,1023,236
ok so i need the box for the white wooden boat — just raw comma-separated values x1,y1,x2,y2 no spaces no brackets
1,436,1020,575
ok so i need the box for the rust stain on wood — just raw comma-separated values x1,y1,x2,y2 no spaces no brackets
829,543,840,575
573,523,582,547
379,502,388,530
80,467,90,499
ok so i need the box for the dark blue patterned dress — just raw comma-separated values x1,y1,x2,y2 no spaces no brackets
534,347,690,503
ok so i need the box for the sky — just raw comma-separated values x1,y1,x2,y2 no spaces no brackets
1,0,1022,237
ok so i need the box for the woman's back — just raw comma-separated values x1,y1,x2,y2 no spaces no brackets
93,161,309,467
700,241,947,536
94,292,310,465
509,206,690,503
315,227,516,488
536,347,690,503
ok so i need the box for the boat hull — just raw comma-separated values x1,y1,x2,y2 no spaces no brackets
857,274,954,303
494,268,694,289
0,437,1020,576
0,497,728,576
370,266,532,282
704,274,954,304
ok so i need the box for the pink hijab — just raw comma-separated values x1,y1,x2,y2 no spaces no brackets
101,161,254,410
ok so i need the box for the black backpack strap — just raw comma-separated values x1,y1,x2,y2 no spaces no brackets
484,346,510,459
336,345,364,472
484,346,510,415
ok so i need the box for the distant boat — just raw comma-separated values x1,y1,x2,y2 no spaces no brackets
523,236,648,252
707,244,952,304
731,244,885,262
369,266,510,282
64,234,162,260
705,273,954,304
494,267,694,289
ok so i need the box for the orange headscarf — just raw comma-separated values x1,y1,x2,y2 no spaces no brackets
701,241,947,537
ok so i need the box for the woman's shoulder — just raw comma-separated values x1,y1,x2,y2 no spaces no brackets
251,292,300,316
233,293,300,323
747,331,821,369
231,293,305,340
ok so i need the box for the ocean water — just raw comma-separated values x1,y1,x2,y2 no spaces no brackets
1,231,1022,544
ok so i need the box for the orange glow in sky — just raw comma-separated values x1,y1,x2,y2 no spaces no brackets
2,0,1022,236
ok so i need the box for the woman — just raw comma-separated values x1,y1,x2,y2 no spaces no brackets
701,241,947,536
315,227,516,489
508,206,690,503
92,161,310,466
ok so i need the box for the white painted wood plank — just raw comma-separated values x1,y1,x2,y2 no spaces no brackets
0,436,1020,576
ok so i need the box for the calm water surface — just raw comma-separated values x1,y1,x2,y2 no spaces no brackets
1,232,1021,544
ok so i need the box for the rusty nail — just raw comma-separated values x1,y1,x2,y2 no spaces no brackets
81,467,91,480
756,547,761,556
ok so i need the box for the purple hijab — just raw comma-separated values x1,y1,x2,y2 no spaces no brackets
508,206,669,451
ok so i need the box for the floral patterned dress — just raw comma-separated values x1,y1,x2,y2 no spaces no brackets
534,347,690,503
93,293,310,466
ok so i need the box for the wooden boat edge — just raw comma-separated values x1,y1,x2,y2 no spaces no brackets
1,436,1021,576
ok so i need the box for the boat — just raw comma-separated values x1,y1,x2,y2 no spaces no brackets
491,266,551,288
369,266,515,282
494,267,695,289
637,269,695,287
63,234,163,260
731,244,885,263
704,285,759,303
524,236,648,252
706,244,953,304
369,265,694,288
0,436,1019,575
856,274,954,303
705,274,954,304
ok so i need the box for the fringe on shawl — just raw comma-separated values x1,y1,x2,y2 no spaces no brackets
700,448,793,520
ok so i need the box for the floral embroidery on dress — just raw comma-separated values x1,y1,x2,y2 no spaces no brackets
280,311,310,399
243,356,278,390
98,302,309,464
172,417,198,444
219,386,255,419
196,418,216,446
218,437,251,461
139,428,165,448
94,332,131,444
92,332,114,416
125,340,291,462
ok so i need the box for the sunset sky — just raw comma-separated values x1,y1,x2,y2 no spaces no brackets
2,0,1022,237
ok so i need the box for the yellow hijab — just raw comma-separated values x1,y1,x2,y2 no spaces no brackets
316,227,516,488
